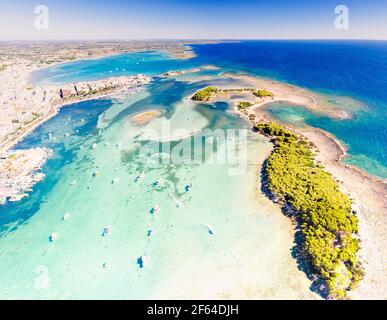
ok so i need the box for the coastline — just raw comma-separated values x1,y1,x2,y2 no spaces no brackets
0,42,204,153
298,127,387,300
1,43,385,299
0,42,204,204
245,104,386,300
245,110,386,299
191,75,387,299
1,77,150,152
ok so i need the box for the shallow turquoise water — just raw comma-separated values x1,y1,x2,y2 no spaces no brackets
4,41,386,298
264,102,387,179
1,69,317,299
32,51,200,86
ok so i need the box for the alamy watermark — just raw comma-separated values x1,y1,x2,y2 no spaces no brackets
34,5,49,30
34,265,50,290
335,5,349,30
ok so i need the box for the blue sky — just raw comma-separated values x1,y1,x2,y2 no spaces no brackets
0,0,386,40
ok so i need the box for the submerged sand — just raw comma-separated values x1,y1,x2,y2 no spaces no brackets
130,109,164,126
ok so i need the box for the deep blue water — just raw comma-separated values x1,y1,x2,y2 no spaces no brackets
191,41,387,178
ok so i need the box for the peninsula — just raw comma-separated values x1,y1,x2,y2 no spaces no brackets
191,79,387,300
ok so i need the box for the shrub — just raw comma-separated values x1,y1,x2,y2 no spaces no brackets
253,89,274,98
255,121,362,299
237,101,253,110
191,86,219,101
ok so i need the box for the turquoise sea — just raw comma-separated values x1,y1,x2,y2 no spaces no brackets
1,41,386,299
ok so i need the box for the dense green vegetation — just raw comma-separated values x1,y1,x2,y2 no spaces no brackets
191,86,219,101
253,89,274,98
255,122,362,299
237,101,253,110
191,87,273,102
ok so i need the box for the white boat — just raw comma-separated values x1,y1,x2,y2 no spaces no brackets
185,183,192,192
138,255,149,268
91,143,98,150
49,233,58,242
154,178,163,187
134,172,145,182
112,177,120,184
62,213,71,221
102,226,111,237
151,204,160,215
203,224,215,235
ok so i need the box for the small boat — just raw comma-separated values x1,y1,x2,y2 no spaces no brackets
151,204,160,215
49,233,58,242
185,183,192,192
147,229,154,237
69,180,77,186
112,177,120,184
203,224,215,235
102,226,111,237
91,143,98,150
154,178,163,187
134,172,145,182
92,170,100,177
137,255,149,268
62,213,71,221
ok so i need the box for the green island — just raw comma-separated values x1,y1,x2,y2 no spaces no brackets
191,86,219,101
255,122,363,299
237,101,253,110
191,87,274,103
253,89,274,98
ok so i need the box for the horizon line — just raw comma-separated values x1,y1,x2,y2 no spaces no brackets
1,38,387,42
